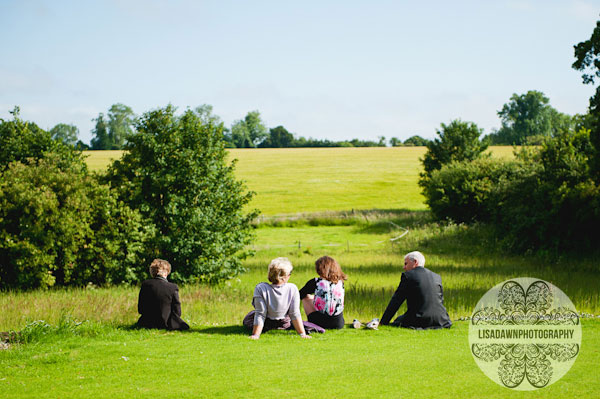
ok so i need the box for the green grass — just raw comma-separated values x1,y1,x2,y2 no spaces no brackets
83,146,516,215
1,319,599,398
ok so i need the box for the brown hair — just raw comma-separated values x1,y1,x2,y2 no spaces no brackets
149,258,171,278
315,256,347,284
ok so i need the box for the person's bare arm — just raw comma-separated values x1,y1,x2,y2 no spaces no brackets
291,318,311,339
250,323,264,340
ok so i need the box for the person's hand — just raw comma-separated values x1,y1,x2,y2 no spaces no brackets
299,333,312,339
249,334,260,340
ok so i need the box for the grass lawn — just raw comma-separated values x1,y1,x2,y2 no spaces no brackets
1,320,598,398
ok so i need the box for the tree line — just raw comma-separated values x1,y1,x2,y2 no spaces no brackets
60,89,583,151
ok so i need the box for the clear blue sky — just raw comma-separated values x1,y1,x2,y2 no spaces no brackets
1,0,598,144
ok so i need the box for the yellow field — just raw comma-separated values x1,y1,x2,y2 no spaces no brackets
83,146,515,215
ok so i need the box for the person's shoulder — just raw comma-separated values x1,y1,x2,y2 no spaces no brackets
421,267,440,277
141,278,161,286
254,281,270,292
403,267,425,280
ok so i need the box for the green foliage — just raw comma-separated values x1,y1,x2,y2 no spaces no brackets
420,119,488,184
0,107,81,171
423,128,600,253
90,113,110,150
486,90,573,145
422,158,518,223
389,137,401,146
107,103,135,149
229,110,268,148
0,155,151,290
49,123,79,146
493,129,600,252
403,135,430,146
90,104,136,150
573,19,600,180
104,105,258,284
258,125,294,148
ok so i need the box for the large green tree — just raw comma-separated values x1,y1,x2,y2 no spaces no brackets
420,119,488,183
107,103,135,149
230,110,268,148
104,105,258,284
90,113,111,150
50,123,79,146
573,18,600,180
90,104,136,150
259,125,294,148
488,90,573,145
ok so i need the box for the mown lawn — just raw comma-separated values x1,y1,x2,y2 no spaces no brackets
1,320,598,398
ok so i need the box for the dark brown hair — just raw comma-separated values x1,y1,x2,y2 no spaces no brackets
315,256,347,284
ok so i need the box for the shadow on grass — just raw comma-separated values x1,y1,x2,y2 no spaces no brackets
119,324,248,336
195,325,247,335
344,264,401,276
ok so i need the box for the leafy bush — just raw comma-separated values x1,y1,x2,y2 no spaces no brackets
419,119,488,183
0,107,83,171
423,158,519,223
104,105,258,284
0,155,152,289
492,130,600,252
422,127,600,253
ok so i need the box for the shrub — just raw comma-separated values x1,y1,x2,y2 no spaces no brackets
423,158,519,223
104,105,258,284
0,107,83,171
0,155,152,289
492,130,600,252
420,119,488,183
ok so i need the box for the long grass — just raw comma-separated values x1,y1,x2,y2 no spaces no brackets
2,212,598,331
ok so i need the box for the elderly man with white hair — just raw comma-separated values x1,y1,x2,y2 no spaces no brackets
380,251,452,329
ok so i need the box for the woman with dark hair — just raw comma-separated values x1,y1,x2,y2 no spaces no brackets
299,256,347,329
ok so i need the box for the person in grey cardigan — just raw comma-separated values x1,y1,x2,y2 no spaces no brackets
243,257,311,339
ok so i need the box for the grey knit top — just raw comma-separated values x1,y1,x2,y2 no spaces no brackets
252,282,302,326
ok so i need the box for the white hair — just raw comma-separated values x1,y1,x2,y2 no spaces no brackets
405,251,425,267
268,257,293,284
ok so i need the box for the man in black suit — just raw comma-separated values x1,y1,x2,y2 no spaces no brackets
380,251,452,329
137,259,189,330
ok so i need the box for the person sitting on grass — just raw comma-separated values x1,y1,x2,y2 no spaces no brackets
299,256,347,329
243,257,311,340
380,251,452,329
137,258,189,331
